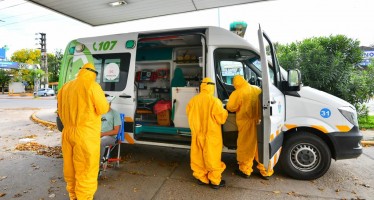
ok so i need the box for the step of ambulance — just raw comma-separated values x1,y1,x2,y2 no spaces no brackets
135,132,191,145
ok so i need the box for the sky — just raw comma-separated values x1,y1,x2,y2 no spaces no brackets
0,0,373,58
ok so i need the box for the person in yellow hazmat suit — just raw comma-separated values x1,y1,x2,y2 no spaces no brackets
57,63,109,200
186,77,228,189
226,75,273,180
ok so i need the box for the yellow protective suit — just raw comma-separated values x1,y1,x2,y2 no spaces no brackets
57,63,109,200
226,75,273,177
186,77,228,186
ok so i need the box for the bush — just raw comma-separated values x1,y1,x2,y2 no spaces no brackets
277,35,374,118
358,115,374,130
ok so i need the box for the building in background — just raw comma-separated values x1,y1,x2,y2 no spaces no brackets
359,46,374,67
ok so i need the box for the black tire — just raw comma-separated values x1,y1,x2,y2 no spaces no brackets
43,93,47,96
280,132,331,180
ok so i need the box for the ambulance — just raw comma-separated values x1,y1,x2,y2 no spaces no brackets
58,26,362,180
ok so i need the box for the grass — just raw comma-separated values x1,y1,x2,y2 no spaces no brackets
359,115,374,130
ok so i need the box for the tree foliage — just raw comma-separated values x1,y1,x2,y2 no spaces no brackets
276,35,374,116
10,48,63,88
0,69,11,94
47,49,63,83
11,49,41,64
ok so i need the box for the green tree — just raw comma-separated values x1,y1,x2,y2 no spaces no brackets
10,48,63,90
277,35,374,116
0,69,11,94
30,69,45,93
47,49,63,82
9,69,32,90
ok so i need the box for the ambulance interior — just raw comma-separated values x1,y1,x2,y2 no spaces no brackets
134,30,205,144
134,30,264,147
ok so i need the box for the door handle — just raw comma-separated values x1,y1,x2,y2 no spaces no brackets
119,95,131,98
270,100,276,104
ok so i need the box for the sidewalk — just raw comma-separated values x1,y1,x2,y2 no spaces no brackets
0,93,34,99
32,108,58,126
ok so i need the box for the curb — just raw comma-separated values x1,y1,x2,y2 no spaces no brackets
361,141,374,146
30,111,57,129
8,93,34,97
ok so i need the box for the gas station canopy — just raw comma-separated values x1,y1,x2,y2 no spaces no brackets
27,0,270,26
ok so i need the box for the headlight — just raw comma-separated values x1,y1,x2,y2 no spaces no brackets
338,107,358,126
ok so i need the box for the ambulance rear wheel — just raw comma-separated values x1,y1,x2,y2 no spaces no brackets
280,132,331,180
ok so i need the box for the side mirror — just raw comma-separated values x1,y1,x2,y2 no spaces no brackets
286,69,301,91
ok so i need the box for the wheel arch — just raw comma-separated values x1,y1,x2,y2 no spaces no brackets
283,126,337,160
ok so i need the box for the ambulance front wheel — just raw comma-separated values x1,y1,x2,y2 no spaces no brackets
280,132,331,180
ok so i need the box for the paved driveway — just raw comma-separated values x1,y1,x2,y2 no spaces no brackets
0,97,374,199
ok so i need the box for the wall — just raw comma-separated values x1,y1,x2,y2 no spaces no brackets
9,82,25,93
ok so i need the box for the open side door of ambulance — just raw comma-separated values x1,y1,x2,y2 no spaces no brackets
257,26,286,173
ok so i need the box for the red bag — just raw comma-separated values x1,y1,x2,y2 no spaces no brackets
153,100,171,114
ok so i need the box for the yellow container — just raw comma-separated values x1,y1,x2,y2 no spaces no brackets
157,110,170,126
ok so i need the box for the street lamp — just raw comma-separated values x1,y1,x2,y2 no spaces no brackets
35,32,48,88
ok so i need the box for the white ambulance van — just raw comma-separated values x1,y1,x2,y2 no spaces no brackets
58,26,362,180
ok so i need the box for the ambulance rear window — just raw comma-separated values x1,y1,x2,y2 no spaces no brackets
93,53,131,91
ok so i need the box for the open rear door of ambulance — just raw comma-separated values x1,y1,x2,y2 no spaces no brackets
257,26,285,173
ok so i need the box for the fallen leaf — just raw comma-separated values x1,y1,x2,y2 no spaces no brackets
13,193,22,198
128,171,145,176
273,190,281,194
15,142,62,158
0,193,6,197
0,176,7,181
360,183,370,188
22,135,37,139
260,180,270,185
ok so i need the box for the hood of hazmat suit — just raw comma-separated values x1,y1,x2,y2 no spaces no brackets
57,63,109,199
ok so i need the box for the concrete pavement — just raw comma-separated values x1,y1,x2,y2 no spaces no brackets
1,94,374,199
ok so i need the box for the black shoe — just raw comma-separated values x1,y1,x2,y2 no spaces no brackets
197,179,208,185
210,180,226,189
255,171,270,180
235,169,250,179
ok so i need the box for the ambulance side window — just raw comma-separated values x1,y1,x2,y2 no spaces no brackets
214,48,260,100
93,53,131,91
220,61,244,85
250,59,274,85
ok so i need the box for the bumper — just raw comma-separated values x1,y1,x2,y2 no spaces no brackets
328,126,363,160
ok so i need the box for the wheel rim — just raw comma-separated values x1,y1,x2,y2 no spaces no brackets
290,143,321,172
